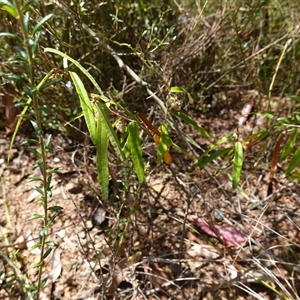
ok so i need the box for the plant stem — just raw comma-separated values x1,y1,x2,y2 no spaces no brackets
14,1,49,298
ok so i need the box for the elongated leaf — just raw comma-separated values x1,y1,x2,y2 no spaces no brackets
171,110,211,138
32,14,53,35
281,129,298,161
286,146,300,175
69,71,96,143
96,103,125,161
196,132,236,165
96,114,109,202
171,86,187,93
232,141,243,189
198,147,232,168
29,214,43,220
0,0,18,18
0,32,22,42
127,122,144,183
45,50,125,161
13,46,28,61
3,74,29,83
44,48,106,98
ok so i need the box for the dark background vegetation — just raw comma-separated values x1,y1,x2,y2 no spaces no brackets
2,0,300,131
1,1,300,299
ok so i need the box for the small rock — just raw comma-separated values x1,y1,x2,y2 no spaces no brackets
65,182,82,194
92,206,106,227
85,220,93,230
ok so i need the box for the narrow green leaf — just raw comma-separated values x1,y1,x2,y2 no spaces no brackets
32,14,53,35
48,205,63,212
127,121,144,183
39,277,48,289
13,46,28,60
96,114,109,202
45,241,57,247
171,86,187,93
27,147,42,158
286,146,300,175
44,48,106,98
47,212,61,226
196,132,235,164
30,243,41,250
96,103,126,161
29,214,43,220
0,32,22,41
46,51,125,161
3,74,29,83
24,283,37,292
38,78,62,91
8,96,32,163
171,110,211,138
21,138,38,145
40,226,48,240
28,177,43,182
12,102,30,108
198,147,232,168
32,185,44,195
122,131,132,158
207,132,235,152
69,71,96,143
281,129,298,161
232,141,243,189
0,0,18,18
289,95,300,102
43,248,52,259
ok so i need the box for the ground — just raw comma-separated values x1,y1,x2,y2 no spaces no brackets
1,91,300,299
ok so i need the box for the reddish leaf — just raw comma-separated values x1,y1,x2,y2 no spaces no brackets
193,217,248,246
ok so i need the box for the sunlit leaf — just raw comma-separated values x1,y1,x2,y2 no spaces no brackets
232,141,243,189
69,71,96,143
32,14,53,35
170,86,187,93
0,0,18,18
96,103,125,161
96,111,109,202
44,48,106,98
127,121,144,183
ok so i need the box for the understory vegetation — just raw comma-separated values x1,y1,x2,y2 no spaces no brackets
1,0,300,299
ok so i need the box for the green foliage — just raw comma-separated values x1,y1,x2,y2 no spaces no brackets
1,0,300,298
